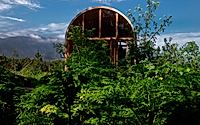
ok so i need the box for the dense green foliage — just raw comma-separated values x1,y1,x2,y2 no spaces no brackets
0,65,38,125
1,0,200,124
3,29,198,125
0,55,65,125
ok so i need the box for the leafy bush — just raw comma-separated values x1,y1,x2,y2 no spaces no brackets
16,27,200,125
1,0,200,125
0,66,38,125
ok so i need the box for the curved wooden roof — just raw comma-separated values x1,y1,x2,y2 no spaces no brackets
65,6,135,42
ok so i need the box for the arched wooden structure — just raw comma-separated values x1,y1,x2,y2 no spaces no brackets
65,6,136,64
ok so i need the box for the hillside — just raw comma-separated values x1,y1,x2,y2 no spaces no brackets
0,36,62,60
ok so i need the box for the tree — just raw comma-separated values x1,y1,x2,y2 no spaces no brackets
127,0,172,63
34,50,43,62
53,42,65,58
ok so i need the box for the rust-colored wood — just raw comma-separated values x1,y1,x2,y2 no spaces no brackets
65,6,136,66
66,40,73,58
110,40,113,63
99,9,102,38
115,13,118,38
67,37,134,41
115,41,118,65
88,37,134,41
82,14,85,31
113,41,116,64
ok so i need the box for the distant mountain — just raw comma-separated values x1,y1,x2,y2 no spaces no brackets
0,36,63,60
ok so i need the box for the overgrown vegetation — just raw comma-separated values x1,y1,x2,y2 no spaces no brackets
0,0,200,125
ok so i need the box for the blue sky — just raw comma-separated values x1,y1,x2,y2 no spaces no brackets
0,0,200,45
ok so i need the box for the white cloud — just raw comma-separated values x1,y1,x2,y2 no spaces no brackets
0,0,41,11
32,23,68,36
46,23,67,31
1,23,200,46
92,0,125,4
0,15,25,22
14,0,41,9
0,3,12,11
0,0,41,35
56,34,65,39
0,15,25,33
29,33,42,39
0,22,68,41
157,32,200,47
0,20,13,32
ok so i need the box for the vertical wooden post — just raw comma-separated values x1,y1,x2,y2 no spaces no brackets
126,41,129,60
113,41,116,64
64,52,68,71
115,41,118,65
115,13,119,38
110,41,113,63
115,13,119,64
99,9,102,38
82,14,85,31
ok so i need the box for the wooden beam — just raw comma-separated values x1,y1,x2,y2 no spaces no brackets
115,41,118,65
115,13,119,64
113,41,116,64
82,14,85,31
110,41,113,63
115,13,118,38
67,37,134,41
99,9,102,38
88,37,134,41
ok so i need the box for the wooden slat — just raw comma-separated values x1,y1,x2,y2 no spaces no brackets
82,14,85,31
116,13,118,38
99,9,102,38
113,40,116,64
115,41,118,65
88,37,134,41
110,41,113,63
67,37,134,41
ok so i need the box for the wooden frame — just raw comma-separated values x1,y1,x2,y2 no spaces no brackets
65,6,136,64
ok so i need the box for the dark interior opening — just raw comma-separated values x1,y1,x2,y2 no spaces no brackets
118,41,127,62
101,9,116,37
118,15,133,37
84,9,99,37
